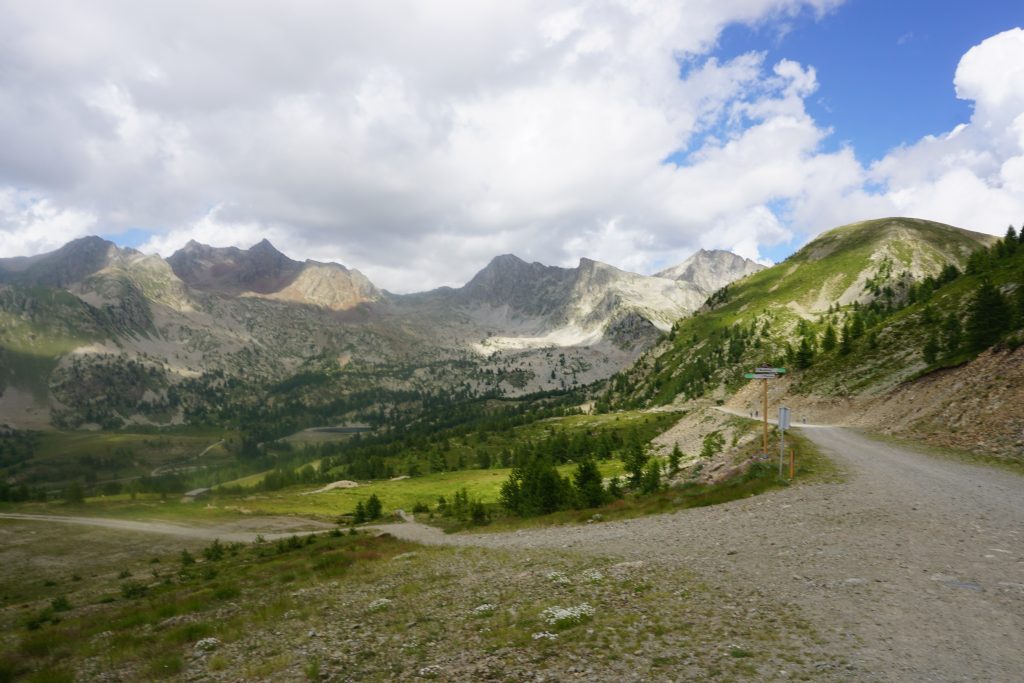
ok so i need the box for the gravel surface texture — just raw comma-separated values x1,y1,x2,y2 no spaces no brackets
373,425,1024,682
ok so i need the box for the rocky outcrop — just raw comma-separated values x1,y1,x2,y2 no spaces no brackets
656,249,764,294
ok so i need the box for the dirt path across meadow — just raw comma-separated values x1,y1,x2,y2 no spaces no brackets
0,512,333,543
373,424,1024,682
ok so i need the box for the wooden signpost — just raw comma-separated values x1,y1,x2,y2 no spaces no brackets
743,366,786,454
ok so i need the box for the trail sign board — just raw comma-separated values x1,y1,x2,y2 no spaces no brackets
746,366,787,455
779,406,791,430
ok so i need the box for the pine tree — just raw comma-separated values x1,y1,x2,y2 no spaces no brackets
622,440,647,486
795,337,815,369
366,493,383,520
668,444,683,474
839,322,853,355
499,470,523,514
1005,226,1019,255
573,457,605,508
640,459,662,494
850,312,865,339
353,500,367,524
966,280,1010,351
822,323,837,352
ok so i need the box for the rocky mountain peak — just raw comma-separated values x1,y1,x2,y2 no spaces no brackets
656,249,764,294
0,235,122,288
168,239,303,295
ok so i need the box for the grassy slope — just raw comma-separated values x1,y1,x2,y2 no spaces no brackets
625,218,998,405
221,410,679,489
222,459,627,518
14,430,233,487
0,288,105,399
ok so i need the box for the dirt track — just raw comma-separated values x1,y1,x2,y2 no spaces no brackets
373,425,1024,682
0,512,333,542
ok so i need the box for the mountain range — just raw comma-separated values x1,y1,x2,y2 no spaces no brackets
0,237,761,429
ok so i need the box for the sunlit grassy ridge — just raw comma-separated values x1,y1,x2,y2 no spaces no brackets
609,218,999,407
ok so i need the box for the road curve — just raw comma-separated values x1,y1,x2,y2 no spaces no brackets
5,426,1022,681
374,425,1024,682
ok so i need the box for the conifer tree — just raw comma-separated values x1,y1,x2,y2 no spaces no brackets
668,443,683,474
353,500,367,524
850,312,865,339
573,457,605,508
839,322,853,355
641,459,662,494
966,280,1010,351
623,440,647,486
366,493,383,520
822,323,837,352
795,337,815,369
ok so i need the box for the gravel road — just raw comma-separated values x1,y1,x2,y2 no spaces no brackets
6,426,1021,680
373,425,1024,682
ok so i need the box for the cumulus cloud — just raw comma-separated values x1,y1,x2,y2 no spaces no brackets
0,189,97,257
860,28,1024,234
0,2,1020,292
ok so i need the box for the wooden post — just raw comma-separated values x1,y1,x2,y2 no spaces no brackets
762,378,768,454
789,448,795,479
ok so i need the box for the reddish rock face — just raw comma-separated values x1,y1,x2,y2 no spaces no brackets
168,238,305,295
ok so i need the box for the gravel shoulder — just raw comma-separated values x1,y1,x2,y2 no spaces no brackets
375,425,1024,682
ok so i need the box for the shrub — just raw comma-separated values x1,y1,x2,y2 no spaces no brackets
202,539,225,562
700,431,724,459
469,501,488,526
121,581,149,599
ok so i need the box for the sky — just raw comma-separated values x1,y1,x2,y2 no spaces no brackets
0,1,1022,292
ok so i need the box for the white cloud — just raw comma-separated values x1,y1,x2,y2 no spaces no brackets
1,3,1021,293
0,189,97,256
859,28,1024,234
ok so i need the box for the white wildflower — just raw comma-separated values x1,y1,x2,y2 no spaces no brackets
193,637,220,653
368,597,393,611
531,631,559,640
581,568,604,582
472,603,496,615
546,570,570,585
541,603,595,629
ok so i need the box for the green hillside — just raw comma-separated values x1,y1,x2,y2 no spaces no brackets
605,217,1010,408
